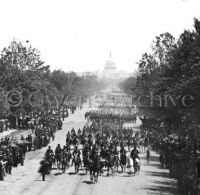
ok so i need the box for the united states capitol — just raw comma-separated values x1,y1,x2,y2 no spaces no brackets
77,52,133,82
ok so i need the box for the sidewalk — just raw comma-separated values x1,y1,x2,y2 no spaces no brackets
0,129,17,139
136,151,180,195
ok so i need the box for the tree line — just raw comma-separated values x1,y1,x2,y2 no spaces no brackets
120,18,200,138
0,39,105,117
119,18,200,193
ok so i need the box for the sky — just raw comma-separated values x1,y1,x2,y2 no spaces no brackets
0,0,199,73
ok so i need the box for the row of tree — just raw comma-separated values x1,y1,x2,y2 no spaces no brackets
119,18,200,193
0,40,105,117
120,18,200,138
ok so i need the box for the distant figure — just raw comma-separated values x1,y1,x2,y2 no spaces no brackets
196,155,200,184
146,147,150,163
39,158,50,181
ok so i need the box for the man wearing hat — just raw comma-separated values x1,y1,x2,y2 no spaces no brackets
39,157,50,181
5,153,13,174
45,146,54,157
0,152,6,180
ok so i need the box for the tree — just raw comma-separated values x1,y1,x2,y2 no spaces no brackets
50,70,105,106
0,40,50,114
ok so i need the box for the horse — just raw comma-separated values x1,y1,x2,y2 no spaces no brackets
55,153,62,169
66,137,72,146
113,154,120,176
72,153,81,174
82,151,91,174
133,157,140,175
72,137,78,147
104,154,115,176
120,153,127,173
60,150,71,173
89,153,101,183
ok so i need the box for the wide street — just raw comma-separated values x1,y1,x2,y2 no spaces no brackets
0,102,179,195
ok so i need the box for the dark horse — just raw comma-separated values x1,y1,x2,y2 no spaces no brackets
72,153,81,174
120,153,127,173
82,151,91,174
55,153,62,169
89,153,102,183
61,150,71,173
105,154,115,176
133,157,140,175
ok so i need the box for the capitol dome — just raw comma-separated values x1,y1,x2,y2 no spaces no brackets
104,52,117,71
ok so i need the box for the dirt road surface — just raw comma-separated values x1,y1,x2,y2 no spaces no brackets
0,104,179,195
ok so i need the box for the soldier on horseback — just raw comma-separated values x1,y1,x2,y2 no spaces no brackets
60,146,71,173
120,147,127,173
72,146,81,174
89,148,101,183
55,144,62,169
130,146,140,175
73,145,81,156
82,149,91,174
120,145,126,154
130,146,139,160
45,146,54,157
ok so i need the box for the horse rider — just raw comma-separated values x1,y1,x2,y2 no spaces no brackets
66,131,71,138
65,144,71,151
130,146,140,160
82,143,89,159
55,144,62,155
72,135,78,146
91,144,97,156
55,144,62,166
130,146,140,170
100,146,107,159
45,146,54,156
77,128,81,135
73,146,81,157
120,145,126,155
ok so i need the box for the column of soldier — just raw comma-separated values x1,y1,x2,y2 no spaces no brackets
41,114,141,180
0,104,77,181
84,110,137,124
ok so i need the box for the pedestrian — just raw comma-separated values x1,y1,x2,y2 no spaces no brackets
38,158,50,181
147,147,150,163
196,153,200,184
52,133,55,141
6,155,13,174
0,154,5,180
